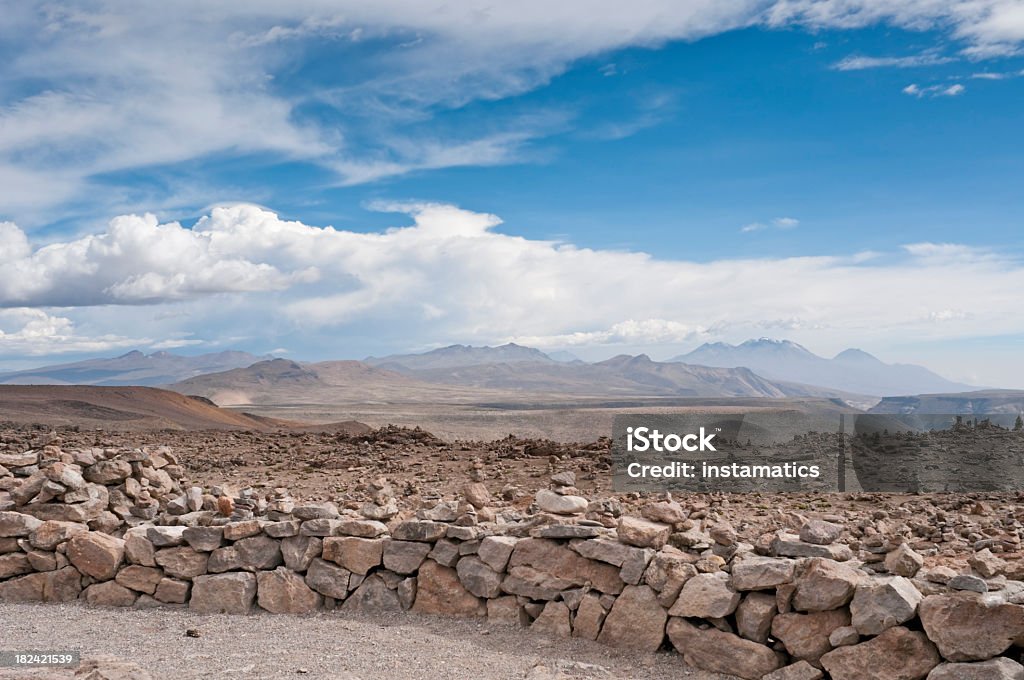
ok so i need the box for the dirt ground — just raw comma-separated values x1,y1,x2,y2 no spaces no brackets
0,602,733,680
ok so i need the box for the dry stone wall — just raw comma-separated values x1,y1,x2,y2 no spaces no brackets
2,443,1024,680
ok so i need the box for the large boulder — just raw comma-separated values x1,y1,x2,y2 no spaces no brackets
304,558,351,599
256,567,322,614
383,540,431,574
732,555,797,591
322,536,384,575
596,585,666,652
0,511,42,537
616,516,671,549
926,657,1024,680
190,572,257,614
66,531,125,581
0,566,82,602
154,546,209,579
456,556,503,598
280,535,322,572
919,592,1024,662
411,559,485,617
28,520,87,550
736,592,777,644
667,617,782,680
84,581,138,607
509,538,623,594
820,626,939,680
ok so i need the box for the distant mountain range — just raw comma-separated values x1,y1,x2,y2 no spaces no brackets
365,343,553,371
0,350,267,387
869,390,1024,415
671,338,975,397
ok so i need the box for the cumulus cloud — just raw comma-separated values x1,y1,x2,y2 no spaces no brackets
4,204,1024,359
0,308,144,355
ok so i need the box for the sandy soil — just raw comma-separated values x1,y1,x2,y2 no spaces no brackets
0,602,731,680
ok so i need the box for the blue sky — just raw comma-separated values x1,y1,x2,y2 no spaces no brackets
1,2,1023,386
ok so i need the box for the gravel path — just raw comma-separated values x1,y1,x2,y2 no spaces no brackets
0,603,732,680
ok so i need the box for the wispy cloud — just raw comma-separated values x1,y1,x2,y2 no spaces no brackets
741,217,800,233
833,52,956,70
903,83,966,97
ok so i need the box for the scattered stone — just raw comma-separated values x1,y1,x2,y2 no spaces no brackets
948,574,988,593
763,661,825,680
926,657,1024,680
536,489,587,515
799,519,843,546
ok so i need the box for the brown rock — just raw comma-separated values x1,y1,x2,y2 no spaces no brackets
793,558,862,612
84,581,137,607
281,535,322,572
596,585,666,652
478,536,518,571
487,595,529,626
322,536,383,575
926,657,1024,680
412,559,485,617
820,626,939,680
572,592,607,640
884,544,925,577
919,592,1024,662
190,572,257,614
667,617,783,680
531,601,572,637
342,574,402,612
28,520,87,550
115,565,164,594
66,531,125,581
257,567,322,614
668,572,740,618
731,555,797,591
0,553,32,579
456,555,503,598
383,539,431,574
154,546,208,579
509,538,623,594
181,526,224,552
616,516,671,549
736,592,777,644
153,577,191,604
392,520,447,542
305,558,351,599
123,527,156,567
850,576,923,636
0,566,81,602
772,609,851,666
763,661,825,680
0,511,43,537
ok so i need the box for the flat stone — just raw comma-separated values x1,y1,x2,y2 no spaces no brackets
793,557,863,612
919,591,1024,661
146,526,187,548
570,538,634,566
427,538,460,567
597,585,666,652
0,511,42,537
501,565,574,600
667,617,782,680
487,595,528,626
412,559,485,617
208,535,281,572
29,520,87,550
291,503,339,520
305,558,351,599
949,574,989,593
477,536,517,571
772,533,853,561
392,520,447,542
763,661,825,680
736,591,777,644
223,519,263,541
536,489,587,515
182,526,224,551
263,520,301,538
334,519,388,538
154,546,209,579
67,531,125,581
532,524,602,539
800,520,843,546
83,459,132,484
641,499,687,525
281,535,322,572
829,625,859,647
383,539,431,574
926,657,1024,680
190,572,257,614
0,451,39,467
820,626,939,680
531,601,572,637
731,555,797,591
322,537,383,575
616,516,671,549
884,543,925,577
115,565,164,594
772,609,851,666
299,518,342,537
619,547,655,585
509,538,623,595
456,555,503,598
850,576,923,636
257,567,322,614
84,581,137,607
668,572,740,618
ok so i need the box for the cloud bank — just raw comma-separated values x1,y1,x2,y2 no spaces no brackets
3,204,1023,364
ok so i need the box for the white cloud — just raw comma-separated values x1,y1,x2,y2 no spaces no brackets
833,52,956,70
0,308,145,356
3,1,1024,223
741,216,799,233
903,82,966,97
4,204,1024,362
